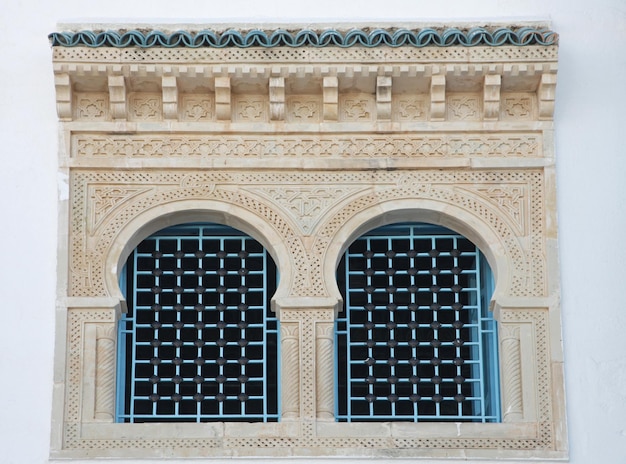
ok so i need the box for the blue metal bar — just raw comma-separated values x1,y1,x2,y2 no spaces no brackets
335,223,500,422
116,223,279,423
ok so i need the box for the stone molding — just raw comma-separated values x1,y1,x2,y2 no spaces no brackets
51,26,566,460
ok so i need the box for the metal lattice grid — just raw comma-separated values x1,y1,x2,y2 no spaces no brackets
116,223,279,422
335,223,500,422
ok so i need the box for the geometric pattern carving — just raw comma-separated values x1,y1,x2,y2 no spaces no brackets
392,96,428,121
339,95,375,121
75,133,543,159
233,95,268,122
502,93,534,120
62,307,555,452
129,93,162,121
75,93,108,120
88,186,152,231
255,186,364,234
52,44,559,67
286,96,322,123
448,94,481,121
472,185,528,234
69,170,545,299
180,94,214,121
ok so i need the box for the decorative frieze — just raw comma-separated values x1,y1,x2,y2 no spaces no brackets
73,132,543,160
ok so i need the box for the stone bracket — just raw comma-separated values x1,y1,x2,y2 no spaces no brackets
323,76,338,121
161,75,178,120
108,74,126,120
214,76,231,120
376,76,392,120
430,74,446,121
538,72,557,120
484,74,502,121
269,77,285,121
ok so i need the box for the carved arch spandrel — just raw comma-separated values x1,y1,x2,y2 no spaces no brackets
70,171,312,301
312,173,542,305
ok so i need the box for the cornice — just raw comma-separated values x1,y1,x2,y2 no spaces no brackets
49,26,558,49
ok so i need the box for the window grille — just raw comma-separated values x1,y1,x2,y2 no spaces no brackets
335,223,500,422
116,223,279,422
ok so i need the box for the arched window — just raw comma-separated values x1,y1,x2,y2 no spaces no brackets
335,223,500,422
116,223,279,422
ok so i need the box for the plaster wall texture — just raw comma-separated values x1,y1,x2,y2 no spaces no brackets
0,1,624,463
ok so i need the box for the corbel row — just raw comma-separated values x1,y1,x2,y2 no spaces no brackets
53,62,557,122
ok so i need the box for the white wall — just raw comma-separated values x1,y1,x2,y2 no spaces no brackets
1,1,624,463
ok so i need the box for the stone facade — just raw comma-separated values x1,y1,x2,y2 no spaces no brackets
50,26,566,459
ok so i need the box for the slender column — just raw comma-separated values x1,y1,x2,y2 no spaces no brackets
94,324,117,420
315,322,335,420
280,322,300,419
500,324,524,422
276,298,338,424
